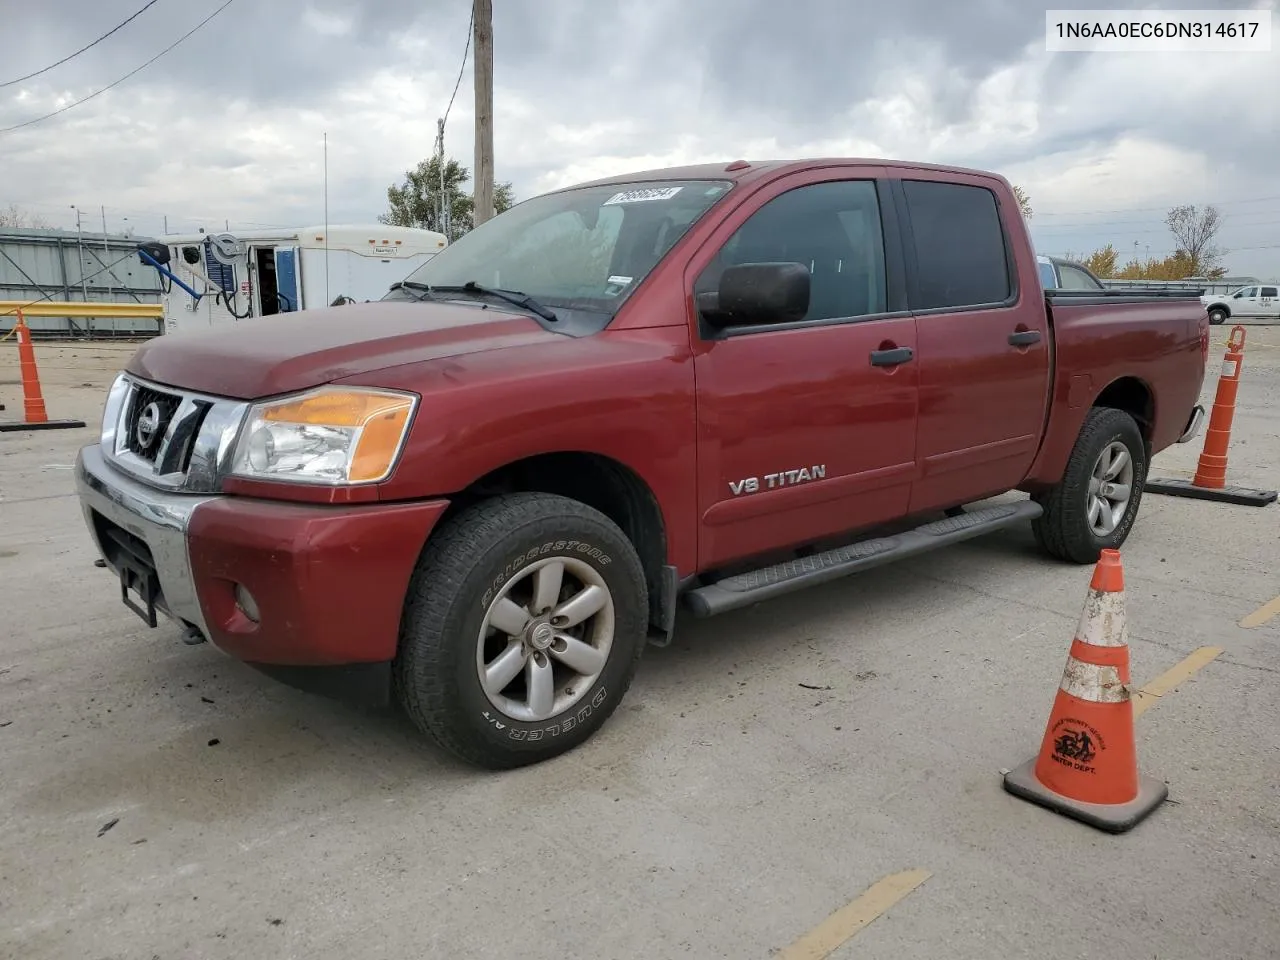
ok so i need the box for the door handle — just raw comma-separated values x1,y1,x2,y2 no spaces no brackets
870,346,914,367
1008,330,1042,346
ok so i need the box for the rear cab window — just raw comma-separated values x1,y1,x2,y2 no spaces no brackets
900,180,1012,310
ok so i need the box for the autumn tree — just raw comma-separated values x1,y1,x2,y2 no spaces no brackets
0,203,50,228
1165,204,1224,276
1079,243,1118,278
1013,185,1033,219
380,155,514,240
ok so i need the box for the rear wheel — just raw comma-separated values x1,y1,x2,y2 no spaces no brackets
394,492,648,769
1032,407,1147,564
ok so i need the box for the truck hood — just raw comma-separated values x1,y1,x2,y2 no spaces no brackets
126,300,559,399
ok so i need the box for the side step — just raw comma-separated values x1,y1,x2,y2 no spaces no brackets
684,500,1043,618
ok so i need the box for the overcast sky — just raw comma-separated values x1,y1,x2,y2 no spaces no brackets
1,0,1278,278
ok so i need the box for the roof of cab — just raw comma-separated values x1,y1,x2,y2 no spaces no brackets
553,158,1011,194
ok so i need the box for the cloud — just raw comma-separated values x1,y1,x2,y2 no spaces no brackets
0,0,1277,276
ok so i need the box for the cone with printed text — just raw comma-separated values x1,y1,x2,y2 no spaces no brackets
0,310,85,432
1002,549,1167,833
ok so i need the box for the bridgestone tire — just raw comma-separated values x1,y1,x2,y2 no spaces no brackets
1032,407,1148,564
394,492,648,769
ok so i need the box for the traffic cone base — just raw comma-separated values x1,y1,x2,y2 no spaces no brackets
1144,477,1276,507
1003,759,1168,834
1002,549,1167,833
0,418,86,432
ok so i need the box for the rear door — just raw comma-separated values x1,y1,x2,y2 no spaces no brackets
689,170,919,568
891,175,1052,514
1259,286,1279,319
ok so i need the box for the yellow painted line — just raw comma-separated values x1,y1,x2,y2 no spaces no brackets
777,868,931,960
1240,595,1280,629
1131,646,1223,718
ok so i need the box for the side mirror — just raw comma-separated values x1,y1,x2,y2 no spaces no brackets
702,262,810,327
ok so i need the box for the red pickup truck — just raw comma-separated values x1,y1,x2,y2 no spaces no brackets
75,158,1209,768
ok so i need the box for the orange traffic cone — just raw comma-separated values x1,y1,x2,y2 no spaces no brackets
0,310,86,433
1003,549,1167,832
1145,324,1277,507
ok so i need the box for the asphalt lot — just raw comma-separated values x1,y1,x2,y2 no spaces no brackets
2,327,1278,960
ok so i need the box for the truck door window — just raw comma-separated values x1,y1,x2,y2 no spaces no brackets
1233,287,1256,298
694,179,887,324
901,180,1012,310
1058,263,1101,290
1262,287,1278,299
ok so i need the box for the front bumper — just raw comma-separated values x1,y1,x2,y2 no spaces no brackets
75,443,450,667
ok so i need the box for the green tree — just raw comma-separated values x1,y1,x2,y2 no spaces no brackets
379,155,514,239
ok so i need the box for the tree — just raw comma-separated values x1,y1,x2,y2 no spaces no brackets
1164,204,1224,276
0,203,50,228
1013,185,1033,220
380,155,514,239
1079,243,1118,278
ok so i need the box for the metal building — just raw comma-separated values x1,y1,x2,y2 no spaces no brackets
0,227,162,338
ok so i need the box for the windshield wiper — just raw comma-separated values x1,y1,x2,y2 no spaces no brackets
387,280,435,302
428,281,559,323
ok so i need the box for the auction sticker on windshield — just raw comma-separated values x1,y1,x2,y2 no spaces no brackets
603,186,684,205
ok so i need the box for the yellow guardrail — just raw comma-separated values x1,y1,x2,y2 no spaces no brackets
0,301,163,319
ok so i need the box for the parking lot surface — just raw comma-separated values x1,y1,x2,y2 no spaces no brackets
2,329,1278,959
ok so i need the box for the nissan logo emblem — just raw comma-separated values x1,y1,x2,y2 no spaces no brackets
135,402,163,450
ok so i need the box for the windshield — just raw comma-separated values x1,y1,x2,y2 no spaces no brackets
385,179,734,328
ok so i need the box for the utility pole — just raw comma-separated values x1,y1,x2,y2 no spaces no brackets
472,0,494,227
70,205,89,302
100,205,114,302
436,117,448,239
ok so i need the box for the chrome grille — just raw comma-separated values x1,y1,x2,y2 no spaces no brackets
122,385,184,463
102,374,250,493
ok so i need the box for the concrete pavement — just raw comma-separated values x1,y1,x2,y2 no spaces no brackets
2,331,1277,960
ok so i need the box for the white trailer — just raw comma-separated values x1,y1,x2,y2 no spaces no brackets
140,224,447,335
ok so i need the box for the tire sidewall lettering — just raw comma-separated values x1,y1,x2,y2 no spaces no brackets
481,540,614,609
501,686,609,740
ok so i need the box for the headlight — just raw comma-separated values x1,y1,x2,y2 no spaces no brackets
99,373,131,450
228,387,417,485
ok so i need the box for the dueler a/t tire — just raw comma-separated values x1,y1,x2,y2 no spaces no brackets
1032,406,1148,564
393,492,648,769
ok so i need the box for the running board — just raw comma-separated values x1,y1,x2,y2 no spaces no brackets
684,500,1044,618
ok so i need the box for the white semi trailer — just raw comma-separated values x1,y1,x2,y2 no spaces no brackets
138,224,447,335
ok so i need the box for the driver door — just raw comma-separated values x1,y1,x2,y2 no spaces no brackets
1232,287,1260,318
688,171,919,569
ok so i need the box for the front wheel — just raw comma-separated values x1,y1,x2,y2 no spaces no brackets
394,492,648,769
1208,307,1227,325
1032,407,1148,564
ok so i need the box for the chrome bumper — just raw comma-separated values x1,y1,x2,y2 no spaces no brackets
1177,404,1206,444
75,443,219,637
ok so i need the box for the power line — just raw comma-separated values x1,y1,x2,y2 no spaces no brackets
1034,194,1280,218
0,0,164,89
441,5,474,132
0,0,236,136
1035,218,1280,237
